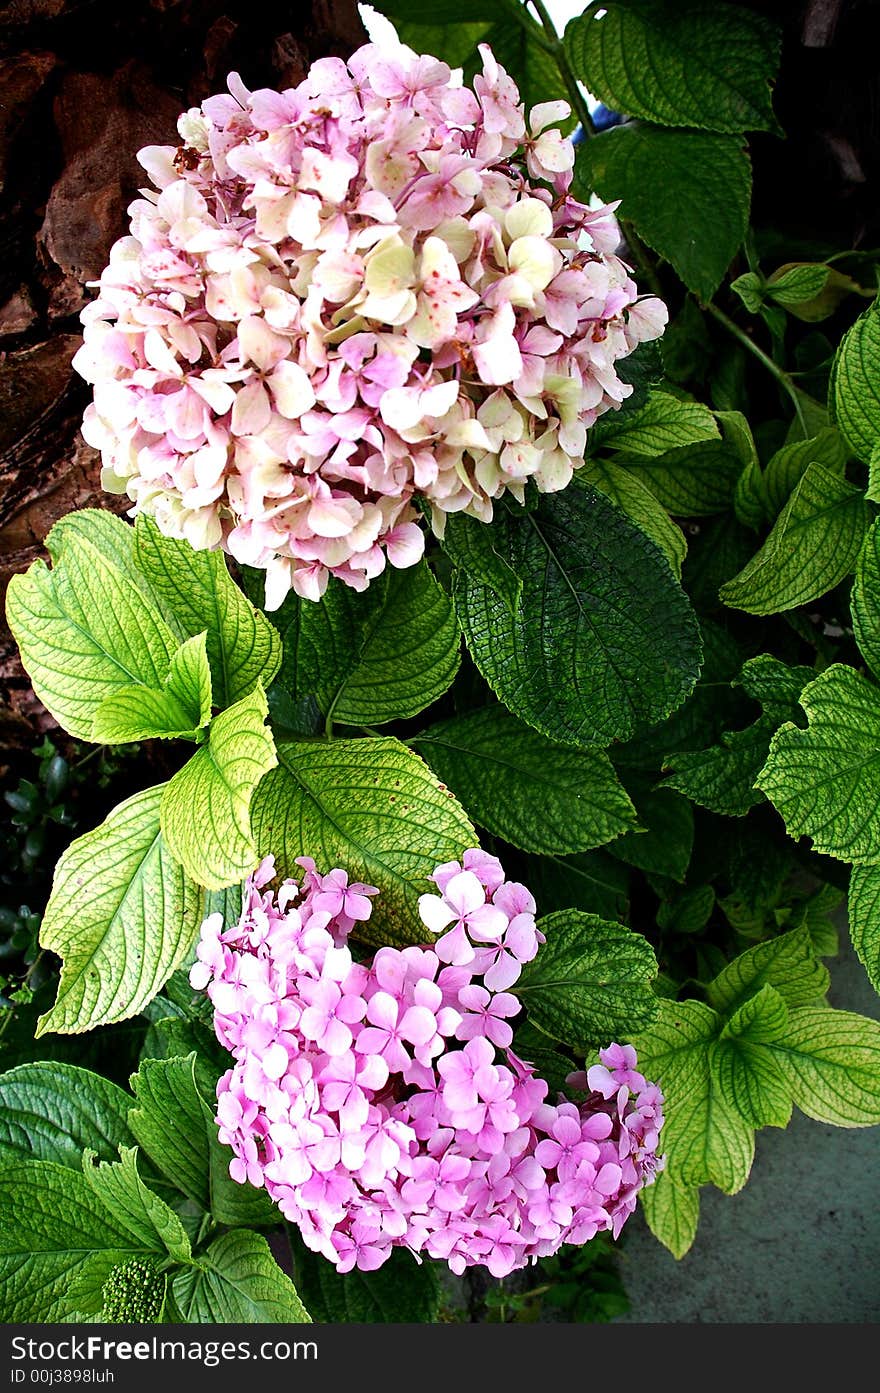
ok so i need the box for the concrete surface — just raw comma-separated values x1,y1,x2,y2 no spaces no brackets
614,922,880,1324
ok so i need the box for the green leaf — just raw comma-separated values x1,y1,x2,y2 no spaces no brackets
523,850,630,922
731,271,764,314
0,1062,135,1166
0,1158,163,1321
714,985,794,1128
441,512,522,615
595,389,720,457
761,428,847,518
36,785,203,1035
92,631,213,743
662,654,813,816
251,738,475,948
630,999,755,1192
172,1230,310,1323
455,481,702,749
765,262,830,308
574,126,751,301
829,300,880,465
851,518,880,680
290,1238,439,1323
580,459,686,577
757,664,880,864
719,461,867,615
656,884,715,935
135,514,281,709
275,563,460,727
129,1055,210,1212
160,684,277,890
608,784,694,882
82,1147,192,1264
564,1,781,135
766,1007,880,1126
846,864,880,996
5,518,179,741
614,441,742,517
706,923,829,1016
514,910,659,1050
639,1169,700,1259
412,705,636,855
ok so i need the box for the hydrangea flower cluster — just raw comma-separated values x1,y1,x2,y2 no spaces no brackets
74,41,666,607
191,848,664,1277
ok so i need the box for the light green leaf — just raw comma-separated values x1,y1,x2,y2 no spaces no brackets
714,985,794,1128
6,519,180,741
92,631,213,743
630,1000,755,1193
172,1230,310,1323
129,1055,210,1212
514,910,659,1050
656,884,715,936
135,514,281,709
575,127,751,301
765,262,830,308
614,440,742,517
830,299,880,465
82,1147,192,1264
847,864,880,996
0,1063,135,1166
251,738,475,948
0,1158,163,1321
719,461,867,615
456,481,702,749
706,923,829,1016
580,458,686,577
851,518,880,680
595,389,720,458
564,0,781,134
412,705,637,855
37,785,203,1035
289,1239,439,1323
757,664,880,863
731,271,764,314
441,511,522,615
766,1007,880,1126
640,1170,700,1260
762,428,847,517
161,684,277,890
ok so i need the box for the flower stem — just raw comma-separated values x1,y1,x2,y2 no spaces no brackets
704,300,808,437
527,0,596,137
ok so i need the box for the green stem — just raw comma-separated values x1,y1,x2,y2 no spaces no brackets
621,221,664,298
704,300,808,437
527,0,596,137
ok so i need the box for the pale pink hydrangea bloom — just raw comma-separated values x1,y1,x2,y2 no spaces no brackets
74,42,666,608
191,848,665,1277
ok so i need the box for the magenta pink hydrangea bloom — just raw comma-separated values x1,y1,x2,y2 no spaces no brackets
73,41,666,608
190,849,665,1277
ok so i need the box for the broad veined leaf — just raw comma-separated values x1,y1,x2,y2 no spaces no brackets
6,518,180,740
580,458,687,577
719,461,867,615
608,783,694,882
766,1007,880,1126
592,390,720,458
82,1147,192,1264
639,1169,700,1260
274,563,460,727
36,785,203,1036
161,684,277,890
761,427,847,518
523,849,630,922
564,0,781,135
630,999,755,1193
662,654,813,816
0,1158,167,1321
251,738,475,948
172,1230,310,1323
289,1239,439,1323
851,518,880,680
714,985,794,1128
135,514,281,709
847,863,880,997
92,631,213,743
830,299,880,465
614,440,742,517
514,910,659,1049
706,923,829,1018
456,481,702,748
757,664,880,864
441,511,522,615
412,704,637,855
0,1062,135,1166
575,127,751,301
129,1055,211,1212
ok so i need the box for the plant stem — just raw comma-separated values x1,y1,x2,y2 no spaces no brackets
621,221,665,298
704,300,808,437
527,0,596,137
